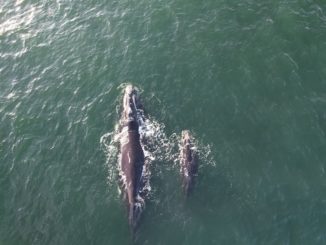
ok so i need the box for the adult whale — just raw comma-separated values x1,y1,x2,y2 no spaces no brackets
180,130,198,196
118,84,146,235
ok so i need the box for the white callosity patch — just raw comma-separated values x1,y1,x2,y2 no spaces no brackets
122,85,134,123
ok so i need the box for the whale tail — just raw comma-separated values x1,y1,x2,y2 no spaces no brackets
128,204,135,229
128,197,145,236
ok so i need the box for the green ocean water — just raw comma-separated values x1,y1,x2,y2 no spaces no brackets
1,0,326,244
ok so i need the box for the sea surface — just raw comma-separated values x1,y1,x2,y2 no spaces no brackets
1,0,326,244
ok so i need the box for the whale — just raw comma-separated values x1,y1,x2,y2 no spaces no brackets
180,130,198,196
118,85,146,234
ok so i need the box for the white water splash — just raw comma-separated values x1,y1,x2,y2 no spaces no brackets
100,116,216,192
176,131,216,169
100,113,171,197
100,85,216,197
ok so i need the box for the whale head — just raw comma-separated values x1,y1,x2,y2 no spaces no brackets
122,84,141,125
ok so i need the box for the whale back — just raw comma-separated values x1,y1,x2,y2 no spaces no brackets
180,130,198,196
119,85,146,235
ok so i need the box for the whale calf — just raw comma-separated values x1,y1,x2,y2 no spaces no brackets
118,85,147,234
180,130,198,196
